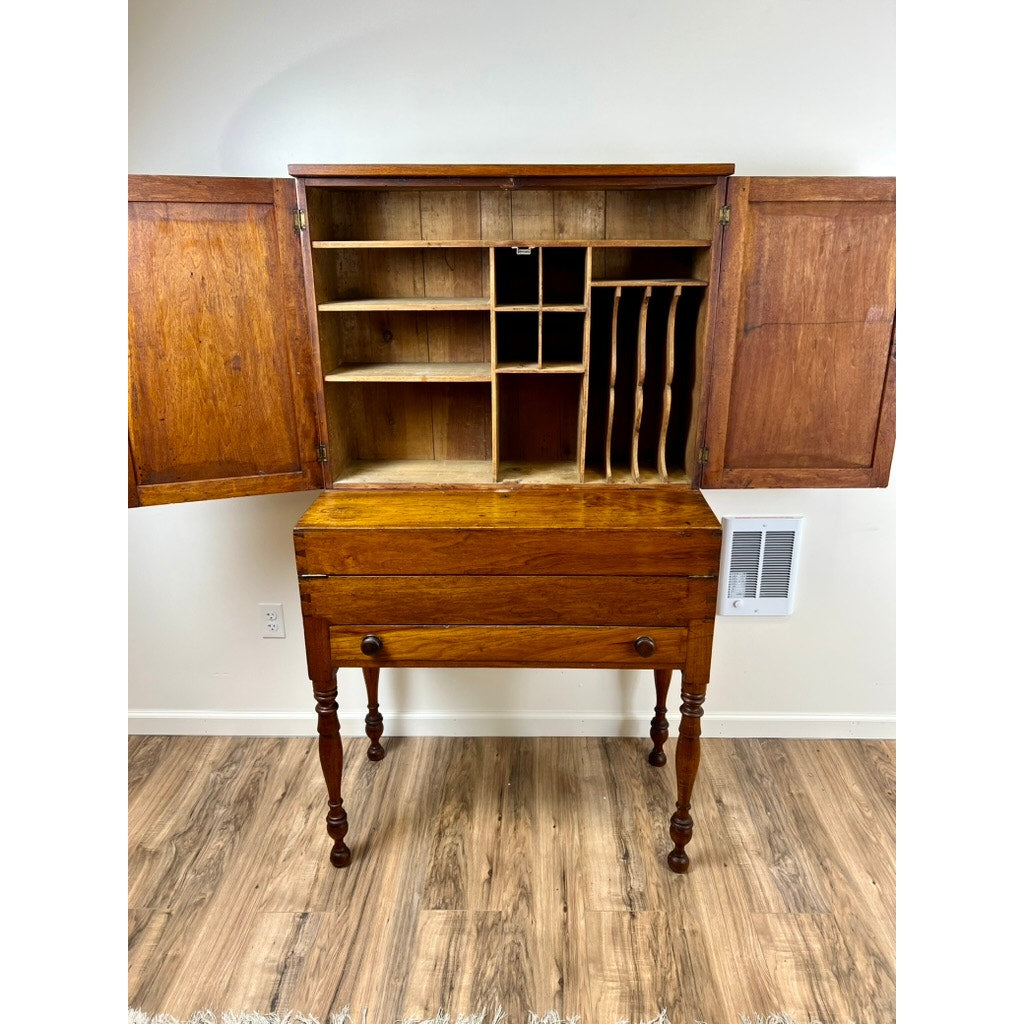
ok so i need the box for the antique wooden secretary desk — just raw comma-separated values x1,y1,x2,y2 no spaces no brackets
128,164,896,872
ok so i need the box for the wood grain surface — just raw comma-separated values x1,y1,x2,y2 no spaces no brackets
701,176,896,489
294,486,721,531
300,575,717,626
128,177,323,504
327,625,691,668
289,164,735,181
294,487,722,578
129,735,895,1022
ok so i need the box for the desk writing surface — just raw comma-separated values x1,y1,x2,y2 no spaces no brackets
294,488,722,578
294,487,722,532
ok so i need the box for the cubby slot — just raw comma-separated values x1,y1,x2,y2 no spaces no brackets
497,374,583,483
590,247,706,286
495,246,540,306
593,287,623,480
656,287,684,478
585,285,702,483
541,247,587,305
317,310,491,380
629,287,654,481
308,189,491,243
316,247,490,307
326,381,492,483
306,185,718,245
541,312,586,368
496,311,540,367
601,187,718,241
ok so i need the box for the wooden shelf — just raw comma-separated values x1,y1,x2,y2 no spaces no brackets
325,362,492,383
497,461,582,484
318,297,490,312
495,304,587,312
313,240,491,249
334,460,495,484
586,239,711,249
312,238,712,249
591,279,708,288
495,362,585,374
331,460,685,486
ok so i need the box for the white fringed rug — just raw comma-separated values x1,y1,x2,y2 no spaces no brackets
127,1010,829,1024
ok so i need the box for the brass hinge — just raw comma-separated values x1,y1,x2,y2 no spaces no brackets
294,208,307,232
697,446,710,465
719,205,730,226
315,443,328,463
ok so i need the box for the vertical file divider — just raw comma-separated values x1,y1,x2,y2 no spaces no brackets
604,286,622,479
489,246,499,481
658,285,683,480
631,286,653,482
537,247,545,368
577,246,592,482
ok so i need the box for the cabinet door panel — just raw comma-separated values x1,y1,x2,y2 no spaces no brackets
702,177,895,488
128,176,325,505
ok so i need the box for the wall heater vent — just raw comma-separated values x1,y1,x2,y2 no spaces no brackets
717,516,803,616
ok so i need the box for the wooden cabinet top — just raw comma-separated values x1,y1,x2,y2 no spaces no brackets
288,163,736,182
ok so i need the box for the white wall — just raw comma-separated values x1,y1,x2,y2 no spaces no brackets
127,0,897,739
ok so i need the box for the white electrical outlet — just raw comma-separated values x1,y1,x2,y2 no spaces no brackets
259,602,286,638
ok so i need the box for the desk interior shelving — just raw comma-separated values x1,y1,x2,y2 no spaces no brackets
303,183,720,487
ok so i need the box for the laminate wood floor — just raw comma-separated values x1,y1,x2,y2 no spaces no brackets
128,735,895,1024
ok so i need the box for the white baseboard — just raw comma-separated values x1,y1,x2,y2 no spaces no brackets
128,709,895,740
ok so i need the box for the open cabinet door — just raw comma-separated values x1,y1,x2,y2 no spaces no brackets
128,176,326,505
701,177,895,488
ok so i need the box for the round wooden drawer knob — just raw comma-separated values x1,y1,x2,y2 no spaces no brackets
634,635,656,657
360,634,384,656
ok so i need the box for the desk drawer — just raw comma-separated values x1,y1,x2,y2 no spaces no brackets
302,575,716,625
295,529,721,577
328,624,689,668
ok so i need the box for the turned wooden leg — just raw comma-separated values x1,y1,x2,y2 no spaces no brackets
315,679,350,867
363,666,385,761
668,619,714,873
305,615,350,867
648,668,673,766
668,684,705,872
